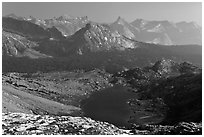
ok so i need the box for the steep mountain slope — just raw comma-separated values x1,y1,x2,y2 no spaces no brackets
109,16,139,39
2,31,50,58
68,22,137,51
3,85,80,115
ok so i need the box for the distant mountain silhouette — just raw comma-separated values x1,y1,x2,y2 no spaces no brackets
130,19,201,45
3,17,65,41
109,17,201,45
5,14,201,45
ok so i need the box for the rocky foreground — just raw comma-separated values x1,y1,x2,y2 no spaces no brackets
2,113,130,135
2,113,202,135
131,122,202,135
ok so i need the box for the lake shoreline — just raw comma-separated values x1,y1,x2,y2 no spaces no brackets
80,85,139,129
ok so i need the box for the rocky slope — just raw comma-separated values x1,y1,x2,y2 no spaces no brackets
111,59,201,89
2,70,112,115
144,73,202,124
130,122,202,135
2,113,130,135
2,113,201,135
112,59,202,126
2,31,50,58
67,22,137,52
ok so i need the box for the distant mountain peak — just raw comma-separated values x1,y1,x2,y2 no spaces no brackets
134,18,148,23
26,15,37,21
56,14,75,20
151,59,177,74
177,21,201,29
68,21,137,52
4,13,24,20
56,14,89,22
153,59,175,67
115,16,126,24
135,18,146,22
117,16,121,20
5,13,18,18
110,16,140,39
113,16,126,24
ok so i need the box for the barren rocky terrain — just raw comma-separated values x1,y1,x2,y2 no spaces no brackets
2,70,112,115
2,59,202,135
2,113,130,135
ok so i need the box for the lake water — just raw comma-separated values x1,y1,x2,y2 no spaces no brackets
81,85,138,128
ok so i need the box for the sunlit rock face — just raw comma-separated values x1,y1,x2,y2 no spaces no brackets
65,22,138,53
83,23,137,51
2,31,49,58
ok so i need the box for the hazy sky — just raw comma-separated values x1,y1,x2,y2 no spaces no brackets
2,2,202,25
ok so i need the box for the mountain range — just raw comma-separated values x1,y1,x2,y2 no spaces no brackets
2,14,202,73
5,14,202,45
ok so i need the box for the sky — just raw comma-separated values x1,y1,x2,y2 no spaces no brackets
2,2,202,25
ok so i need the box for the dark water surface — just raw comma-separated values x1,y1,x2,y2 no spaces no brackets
81,85,138,128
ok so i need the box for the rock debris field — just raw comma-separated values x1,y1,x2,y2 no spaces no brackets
2,113,130,135
2,113,202,135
